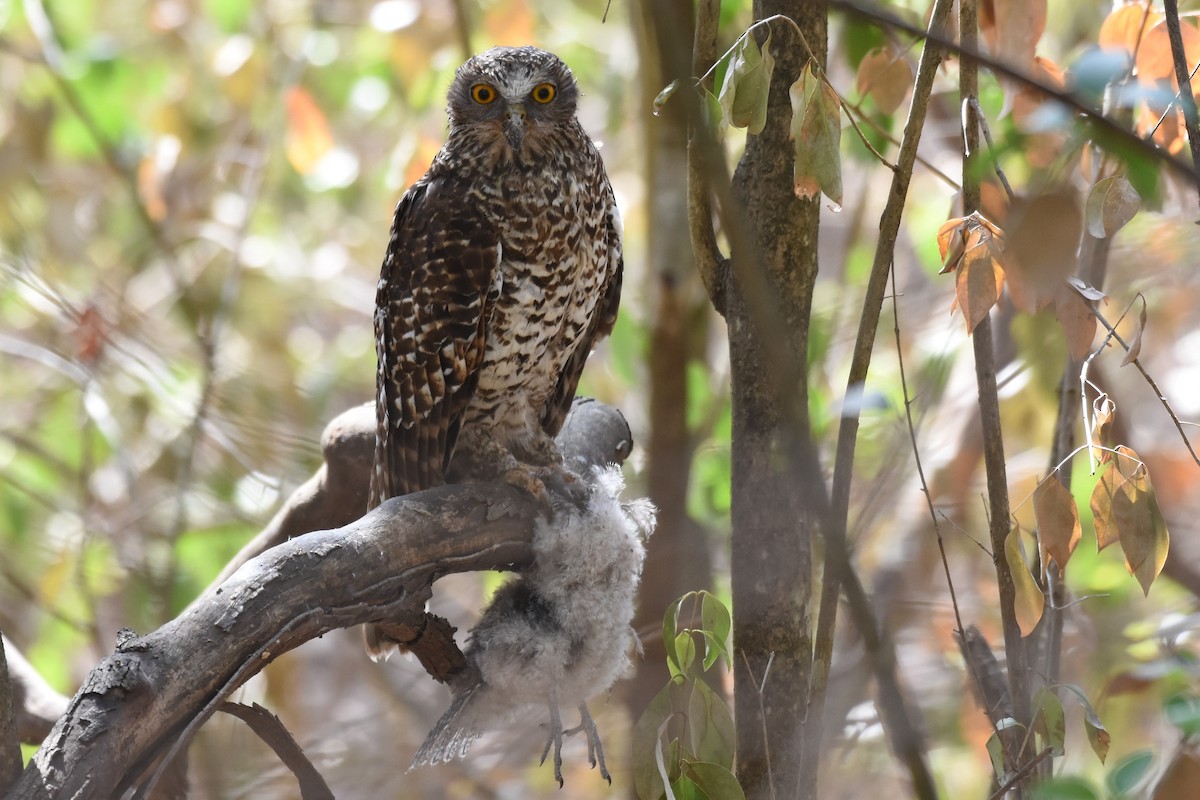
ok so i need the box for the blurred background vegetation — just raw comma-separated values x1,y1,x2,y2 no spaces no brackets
2,0,1200,797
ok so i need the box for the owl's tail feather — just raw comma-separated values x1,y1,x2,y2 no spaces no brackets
410,682,487,770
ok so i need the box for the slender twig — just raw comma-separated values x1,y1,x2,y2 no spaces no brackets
989,747,1054,800
843,97,959,188
1146,60,1200,141
965,97,1017,203
960,0,1031,788
1163,0,1200,208
1083,297,1200,467
888,267,966,638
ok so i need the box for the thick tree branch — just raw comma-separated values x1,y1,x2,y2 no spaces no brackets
11,400,632,800
1,636,69,746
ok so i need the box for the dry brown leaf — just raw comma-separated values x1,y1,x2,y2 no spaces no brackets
855,47,913,115
285,87,333,176
1005,523,1045,635
1114,476,1167,596
1086,175,1141,239
1005,190,1082,313
1151,744,1200,800
1099,4,1162,55
1035,473,1081,571
1091,394,1116,464
1121,301,1148,366
1090,463,1124,551
956,240,1005,333
1054,282,1098,361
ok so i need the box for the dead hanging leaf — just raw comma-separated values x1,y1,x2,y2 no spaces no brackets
285,87,333,176
789,59,842,206
1091,394,1116,464
1005,523,1045,635
720,30,775,135
1086,175,1141,239
855,47,912,115
1115,478,1168,596
1035,473,1082,572
1005,190,1083,314
1113,444,1146,482
1055,282,1098,361
936,211,1005,273
956,238,1006,333
1121,301,1147,366
1099,4,1162,56
1091,463,1125,551
1137,18,1200,88
1068,276,1108,302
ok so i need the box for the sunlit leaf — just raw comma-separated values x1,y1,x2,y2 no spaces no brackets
719,31,775,135
1005,191,1082,314
1137,18,1200,89
285,86,333,175
633,680,686,800
1032,688,1066,756
700,591,732,669
1086,175,1140,239
1109,465,1167,596
1120,302,1147,367
1091,394,1115,464
1098,4,1162,56
1004,523,1044,635
1034,473,1081,571
789,60,842,205
855,47,912,114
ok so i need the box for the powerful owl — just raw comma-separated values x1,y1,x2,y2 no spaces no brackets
365,47,623,658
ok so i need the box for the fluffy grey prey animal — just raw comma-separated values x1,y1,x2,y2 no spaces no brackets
410,467,653,785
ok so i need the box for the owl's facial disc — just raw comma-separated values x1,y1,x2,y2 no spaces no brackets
503,103,526,151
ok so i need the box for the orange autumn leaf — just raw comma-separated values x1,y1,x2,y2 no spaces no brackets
1099,4,1161,56
285,86,334,175
1137,17,1200,88
955,239,1005,333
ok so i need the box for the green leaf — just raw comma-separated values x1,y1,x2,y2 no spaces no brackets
687,680,736,769
682,761,746,800
788,59,843,206
664,595,686,674
1106,750,1154,798
633,682,685,800
700,591,732,669
671,774,706,800
718,30,775,134
1032,688,1066,757
673,631,697,678
1030,776,1100,800
1165,692,1200,737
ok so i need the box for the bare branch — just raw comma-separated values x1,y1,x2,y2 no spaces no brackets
218,702,333,800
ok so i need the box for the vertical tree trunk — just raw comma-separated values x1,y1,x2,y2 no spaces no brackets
728,2,827,797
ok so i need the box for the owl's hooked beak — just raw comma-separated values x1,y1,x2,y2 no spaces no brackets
504,104,526,151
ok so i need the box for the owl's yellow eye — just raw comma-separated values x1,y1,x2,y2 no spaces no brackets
471,83,497,104
531,83,556,104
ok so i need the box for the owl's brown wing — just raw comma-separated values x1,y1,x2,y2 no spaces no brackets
539,199,623,437
369,177,501,507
